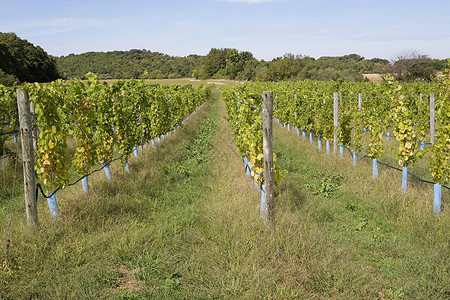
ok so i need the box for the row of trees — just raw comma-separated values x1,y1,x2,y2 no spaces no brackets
1,32,448,85
57,50,203,80
60,48,448,83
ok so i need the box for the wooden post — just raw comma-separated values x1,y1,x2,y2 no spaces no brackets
294,94,298,120
262,91,274,225
358,93,362,110
139,113,143,150
29,101,38,152
17,88,38,226
430,93,435,144
333,92,339,152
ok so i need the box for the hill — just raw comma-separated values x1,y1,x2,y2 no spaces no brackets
0,32,59,85
57,50,203,80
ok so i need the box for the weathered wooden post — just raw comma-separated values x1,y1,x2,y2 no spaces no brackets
29,102,38,152
358,93,362,110
333,92,339,152
262,91,274,225
17,88,38,226
430,93,435,144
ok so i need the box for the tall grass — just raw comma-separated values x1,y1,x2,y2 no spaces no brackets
1,90,448,299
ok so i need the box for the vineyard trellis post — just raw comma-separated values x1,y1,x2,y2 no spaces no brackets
29,102,38,152
333,92,339,152
358,93,362,110
430,93,435,144
262,91,274,225
17,88,38,226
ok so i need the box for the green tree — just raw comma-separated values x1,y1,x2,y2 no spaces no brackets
0,32,59,85
263,55,302,81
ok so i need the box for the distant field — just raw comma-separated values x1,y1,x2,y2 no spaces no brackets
97,78,243,86
363,73,383,82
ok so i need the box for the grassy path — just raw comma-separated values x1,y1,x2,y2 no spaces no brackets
1,90,449,299
1,91,223,299
273,122,450,299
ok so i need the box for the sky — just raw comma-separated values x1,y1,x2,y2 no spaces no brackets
1,0,449,61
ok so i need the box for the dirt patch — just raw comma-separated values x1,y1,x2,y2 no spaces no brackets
117,265,142,293
363,73,383,83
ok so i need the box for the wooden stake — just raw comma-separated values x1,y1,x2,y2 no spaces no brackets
29,101,38,152
262,91,274,225
430,93,435,144
358,93,362,110
17,88,38,226
333,92,339,152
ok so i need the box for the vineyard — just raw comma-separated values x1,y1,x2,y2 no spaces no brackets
1,73,449,298
222,74,449,215
1,75,212,219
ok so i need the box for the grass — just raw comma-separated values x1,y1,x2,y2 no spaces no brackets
0,89,449,299
273,123,449,299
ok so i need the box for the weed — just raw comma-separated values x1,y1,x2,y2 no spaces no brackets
305,174,343,198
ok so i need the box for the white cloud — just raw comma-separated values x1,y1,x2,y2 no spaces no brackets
2,18,113,37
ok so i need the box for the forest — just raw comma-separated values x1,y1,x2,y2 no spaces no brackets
0,32,449,86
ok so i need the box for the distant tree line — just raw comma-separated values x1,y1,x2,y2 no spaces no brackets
0,32,60,85
59,48,448,83
0,32,448,86
57,50,203,80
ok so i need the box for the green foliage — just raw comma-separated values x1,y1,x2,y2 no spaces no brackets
27,80,70,191
222,83,286,187
199,48,257,80
57,50,203,80
262,56,302,81
427,64,450,184
304,174,343,198
15,75,212,193
56,48,398,82
389,53,435,82
66,79,98,176
386,77,422,167
0,32,59,85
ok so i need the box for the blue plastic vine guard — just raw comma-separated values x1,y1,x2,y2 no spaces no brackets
124,161,130,174
339,145,344,158
326,140,330,155
433,183,442,215
133,147,138,159
260,184,266,218
81,176,89,194
318,138,322,150
373,159,378,179
103,163,112,182
47,193,59,218
352,151,358,167
401,167,408,193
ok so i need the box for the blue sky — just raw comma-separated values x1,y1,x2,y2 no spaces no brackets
1,0,449,60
